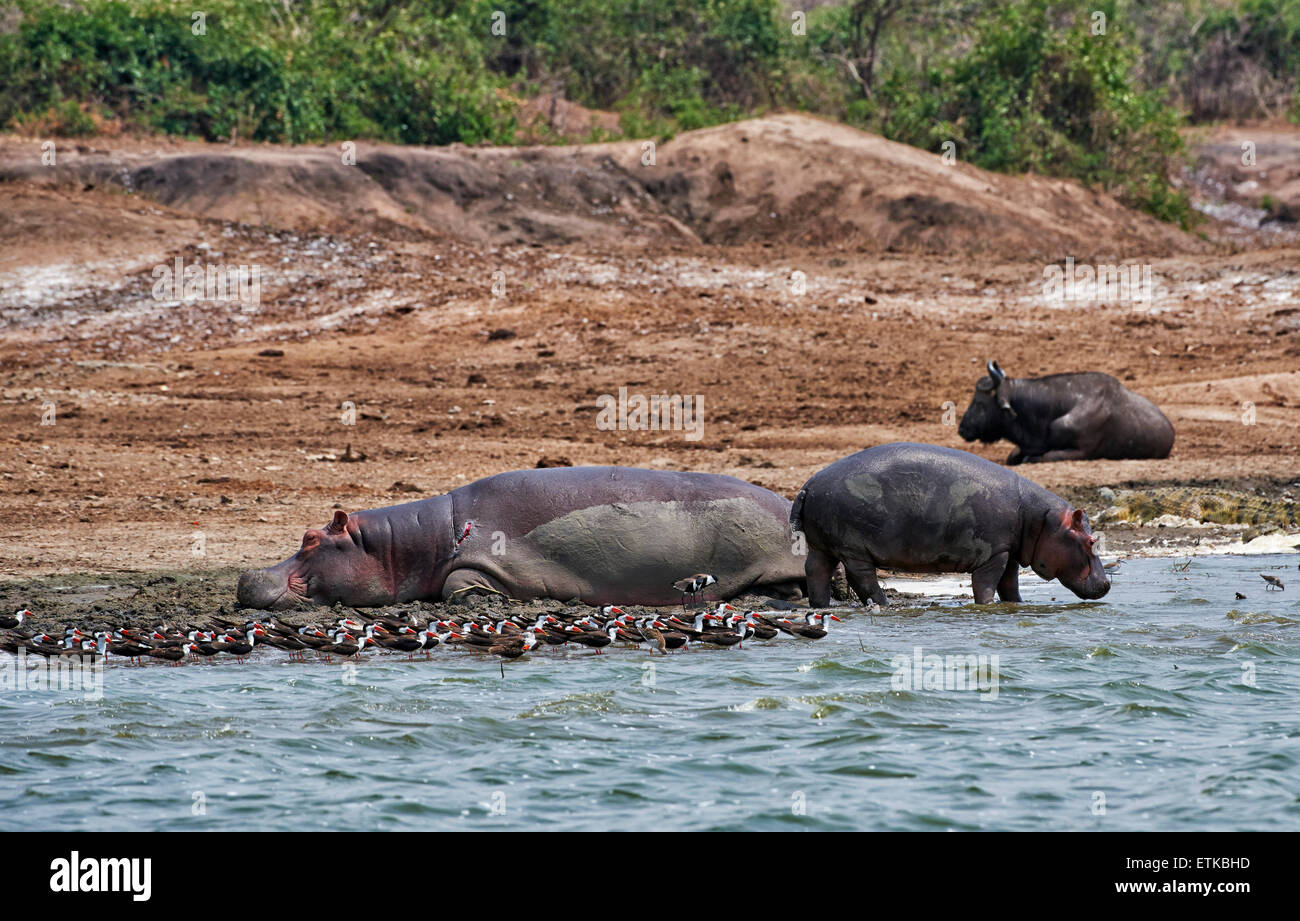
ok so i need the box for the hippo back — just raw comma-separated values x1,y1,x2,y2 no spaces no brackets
447,466,804,605
795,443,1034,571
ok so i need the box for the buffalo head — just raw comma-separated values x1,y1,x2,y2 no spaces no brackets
958,359,1017,443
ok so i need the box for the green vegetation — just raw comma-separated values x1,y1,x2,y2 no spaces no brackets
0,0,517,144
2,0,1298,226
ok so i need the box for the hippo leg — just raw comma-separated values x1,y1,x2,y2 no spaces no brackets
996,557,1022,603
441,568,511,600
841,557,888,607
971,552,1011,604
1006,447,1025,465
804,547,837,608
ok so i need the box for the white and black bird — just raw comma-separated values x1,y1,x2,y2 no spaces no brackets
672,573,717,606
0,608,31,630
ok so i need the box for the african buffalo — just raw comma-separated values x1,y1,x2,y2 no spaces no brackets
957,360,1174,464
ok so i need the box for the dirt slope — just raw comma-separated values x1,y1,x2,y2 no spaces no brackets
632,114,1206,258
0,113,1207,259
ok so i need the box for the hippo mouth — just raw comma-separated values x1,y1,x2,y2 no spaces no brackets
1074,578,1111,600
236,569,309,610
1066,569,1111,600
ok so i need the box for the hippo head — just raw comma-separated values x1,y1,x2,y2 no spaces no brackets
236,510,392,610
1030,508,1111,600
958,360,1016,443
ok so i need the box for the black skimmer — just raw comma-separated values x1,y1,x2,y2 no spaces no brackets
320,631,364,658
535,620,571,647
145,644,185,665
741,613,779,640
0,608,30,630
21,635,66,658
490,631,540,660
98,632,152,665
186,641,222,660
779,612,841,639
695,615,745,648
418,626,449,657
255,629,308,659
664,610,710,640
565,624,612,653
371,627,425,658
650,619,689,650
213,633,254,663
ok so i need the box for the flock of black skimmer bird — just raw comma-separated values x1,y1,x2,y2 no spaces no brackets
0,604,843,666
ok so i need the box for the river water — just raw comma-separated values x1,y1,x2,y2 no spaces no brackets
2,554,1297,831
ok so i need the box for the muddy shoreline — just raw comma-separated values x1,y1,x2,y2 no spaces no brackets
4,515,1295,642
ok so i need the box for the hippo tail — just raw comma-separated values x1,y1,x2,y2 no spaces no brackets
790,486,808,535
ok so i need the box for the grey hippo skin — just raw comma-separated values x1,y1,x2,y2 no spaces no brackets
790,443,1111,607
237,466,806,610
958,359,1174,464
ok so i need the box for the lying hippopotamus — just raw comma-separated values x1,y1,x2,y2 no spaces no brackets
958,360,1174,464
237,466,806,610
791,443,1110,606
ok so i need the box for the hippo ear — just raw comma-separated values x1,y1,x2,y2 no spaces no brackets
1070,509,1085,531
327,510,349,534
987,359,1006,382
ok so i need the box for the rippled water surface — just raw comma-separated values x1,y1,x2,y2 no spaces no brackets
2,555,1298,831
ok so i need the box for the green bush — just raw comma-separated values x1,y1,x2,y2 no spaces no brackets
0,0,517,144
871,1,1194,225
1,0,1258,228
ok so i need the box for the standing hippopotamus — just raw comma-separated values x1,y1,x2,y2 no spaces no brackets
958,360,1174,464
236,466,806,610
790,443,1110,606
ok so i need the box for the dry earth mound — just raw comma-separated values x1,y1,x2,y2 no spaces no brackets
1,114,1208,259
633,114,1205,259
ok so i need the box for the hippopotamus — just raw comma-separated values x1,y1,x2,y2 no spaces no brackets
236,466,806,610
790,443,1110,606
957,360,1174,464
